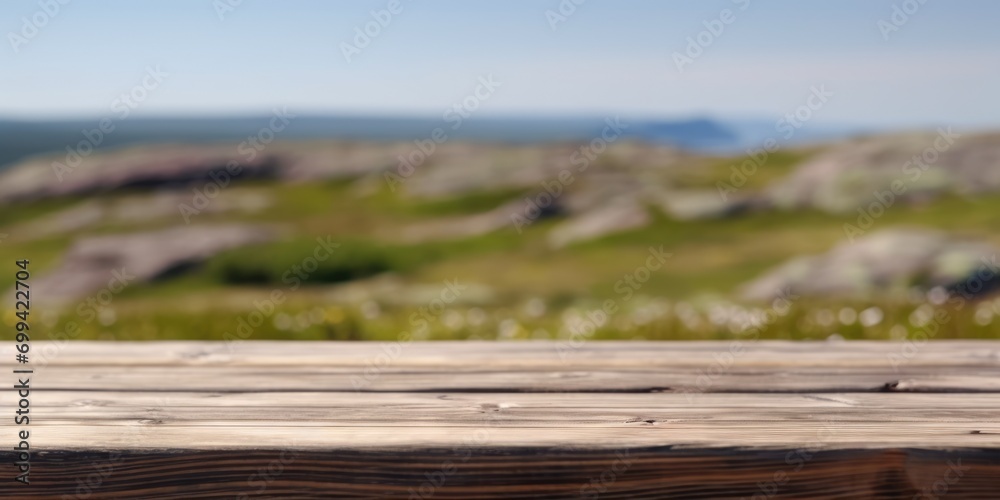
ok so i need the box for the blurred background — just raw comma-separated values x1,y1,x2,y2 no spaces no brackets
3,0,1000,342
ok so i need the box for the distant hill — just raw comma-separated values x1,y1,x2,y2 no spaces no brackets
0,115,861,170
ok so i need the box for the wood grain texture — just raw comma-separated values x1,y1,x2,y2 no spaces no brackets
1,341,998,498
6,340,1000,367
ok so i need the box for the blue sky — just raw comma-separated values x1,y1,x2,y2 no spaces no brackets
2,0,999,128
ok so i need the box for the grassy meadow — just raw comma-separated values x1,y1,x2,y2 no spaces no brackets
4,147,1000,343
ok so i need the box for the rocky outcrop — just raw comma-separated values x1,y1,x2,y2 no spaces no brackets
767,131,1000,213
0,144,281,204
29,225,274,303
396,198,558,243
548,198,650,248
7,192,271,241
0,140,690,204
740,228,1000,301
653,189,760,220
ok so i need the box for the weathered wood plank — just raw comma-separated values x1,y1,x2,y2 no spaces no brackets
1,341,998,498
5,340,998,367
4,449,997,499
14,390,1000,409
11,365,1000,392
4,417,999,449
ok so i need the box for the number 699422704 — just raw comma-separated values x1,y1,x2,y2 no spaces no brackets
14,260,30,342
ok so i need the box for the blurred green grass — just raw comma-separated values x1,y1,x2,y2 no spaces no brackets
4,148,1000,341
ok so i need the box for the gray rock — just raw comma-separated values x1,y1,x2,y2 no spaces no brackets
30,225,274,303
0,140,690,205
740,228,999,301
320,274,496,306
768,131,1000,213
654,189,759,220
396,199,548,243
6,191,272,242
0,144,281,204
548,198,650,248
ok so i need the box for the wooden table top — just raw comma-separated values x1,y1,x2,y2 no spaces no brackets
2,341,999,498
